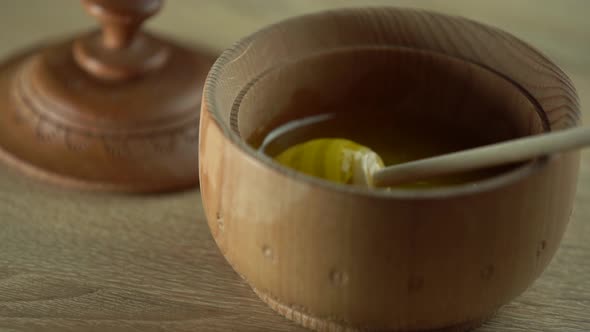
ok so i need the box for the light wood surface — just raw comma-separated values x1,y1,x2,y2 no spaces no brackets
0,1,588,332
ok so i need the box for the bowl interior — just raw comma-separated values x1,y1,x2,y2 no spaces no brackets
238,46,545,148
218,45,545,186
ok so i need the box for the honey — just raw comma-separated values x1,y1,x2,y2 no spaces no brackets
254,112,517,188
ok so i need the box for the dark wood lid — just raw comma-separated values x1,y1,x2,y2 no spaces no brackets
0,0,215,193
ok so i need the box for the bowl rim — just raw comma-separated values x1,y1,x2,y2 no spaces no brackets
202,6,556,200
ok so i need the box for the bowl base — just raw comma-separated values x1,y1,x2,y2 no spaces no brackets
253,288,491,332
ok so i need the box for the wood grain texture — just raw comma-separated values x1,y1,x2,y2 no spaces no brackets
200,7,580,331
0,1,589,332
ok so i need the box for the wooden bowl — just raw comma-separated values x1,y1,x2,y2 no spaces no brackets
199,8,581,332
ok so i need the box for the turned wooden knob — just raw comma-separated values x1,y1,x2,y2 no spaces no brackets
73,0,169,81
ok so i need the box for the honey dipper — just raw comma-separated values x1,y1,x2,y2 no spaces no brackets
275,127,590,187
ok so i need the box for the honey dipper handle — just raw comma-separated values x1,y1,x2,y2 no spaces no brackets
372,126,590,187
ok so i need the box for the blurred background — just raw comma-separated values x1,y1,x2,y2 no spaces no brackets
0,0,588,116
0,3,588,331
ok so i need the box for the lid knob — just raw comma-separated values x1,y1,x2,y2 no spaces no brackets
73,0,169,81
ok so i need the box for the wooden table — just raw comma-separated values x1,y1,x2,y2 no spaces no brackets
1,1,588,331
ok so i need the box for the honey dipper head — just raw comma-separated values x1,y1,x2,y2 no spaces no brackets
274,138,385,186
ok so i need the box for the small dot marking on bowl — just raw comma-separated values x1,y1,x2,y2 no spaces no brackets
262,245,274,260
536,240,547,258
481,265,495,280
216,212,224,231
408,276,424,292
329,269,349,287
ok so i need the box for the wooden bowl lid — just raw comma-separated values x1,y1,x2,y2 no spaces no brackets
0,0,215,193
